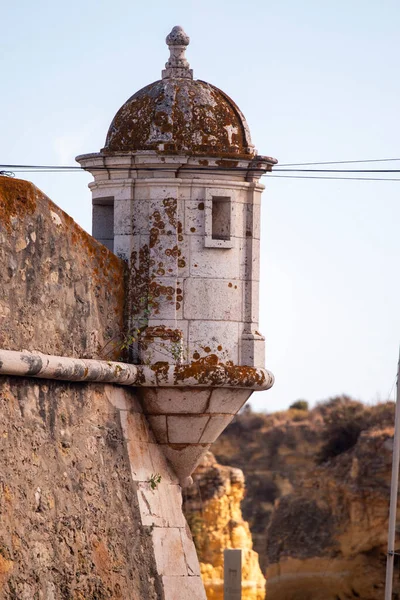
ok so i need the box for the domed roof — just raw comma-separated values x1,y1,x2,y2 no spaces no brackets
103,27,255,159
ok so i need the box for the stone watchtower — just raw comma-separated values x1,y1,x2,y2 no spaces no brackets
77,26,276,486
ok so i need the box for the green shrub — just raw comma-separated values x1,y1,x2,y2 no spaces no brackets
289,400,309,411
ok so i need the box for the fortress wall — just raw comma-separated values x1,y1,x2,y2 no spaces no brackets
0,378,205,599
0,177,125,359
0,177,205,599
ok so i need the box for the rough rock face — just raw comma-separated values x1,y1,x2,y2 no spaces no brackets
0,377,159,599
183,452,266,599
212,407,324,572
212,400,399,600
0,176,125,358
266,426,396,600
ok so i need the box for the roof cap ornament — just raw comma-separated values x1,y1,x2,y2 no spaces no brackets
162,26,193,80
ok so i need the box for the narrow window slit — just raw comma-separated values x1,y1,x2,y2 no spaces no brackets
92,196,114,252
211,197,231,241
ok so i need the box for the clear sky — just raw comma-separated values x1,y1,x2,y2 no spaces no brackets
1,0,399,411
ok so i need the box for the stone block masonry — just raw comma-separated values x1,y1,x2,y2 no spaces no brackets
108,384,207,599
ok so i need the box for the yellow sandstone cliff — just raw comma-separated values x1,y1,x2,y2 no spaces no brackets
183,452,266,600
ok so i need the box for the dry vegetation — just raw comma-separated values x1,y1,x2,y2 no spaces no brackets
211,395,395,572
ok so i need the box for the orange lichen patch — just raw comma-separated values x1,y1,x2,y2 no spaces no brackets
0,177,37,232
137,353,271,389
129,245,151,314
149,227,160,248
0,553,13,587
165,245,179,258
217,345,223,351
162,197,177,229
103,79,255,159
216,159,239,168
150,361,170,380
92,540,110,571
142,326,182,342
228,282,233,288
171,360,268,388
190,227,196,233
149,281,175,300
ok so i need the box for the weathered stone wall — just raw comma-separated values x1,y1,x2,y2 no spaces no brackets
0,377,159,599
0,177,125,358
0,378,206,599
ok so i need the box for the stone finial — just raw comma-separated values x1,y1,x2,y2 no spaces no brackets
162,26,193,80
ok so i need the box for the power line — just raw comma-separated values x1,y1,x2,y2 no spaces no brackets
278,158,400,167
3,164,400,175
268,175,400,181
2,163,400,182
275,169,400,173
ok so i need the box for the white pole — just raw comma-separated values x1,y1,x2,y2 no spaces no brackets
385,350,400,600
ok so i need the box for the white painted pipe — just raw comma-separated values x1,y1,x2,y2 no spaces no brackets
385,349,400,600
0,349,273,391
0,349,138,385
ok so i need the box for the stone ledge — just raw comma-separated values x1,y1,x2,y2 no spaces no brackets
0,349,273,391
137,363,274,390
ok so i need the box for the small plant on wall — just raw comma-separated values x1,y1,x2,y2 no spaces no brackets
148,473,162,490
100,293,185,365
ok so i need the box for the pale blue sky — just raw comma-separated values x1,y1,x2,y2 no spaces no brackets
1,0,399,411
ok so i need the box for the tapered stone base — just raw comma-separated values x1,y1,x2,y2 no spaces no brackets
139,385,260,485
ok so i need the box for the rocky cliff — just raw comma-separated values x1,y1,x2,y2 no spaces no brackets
211,397,399,600
212,404,325,572
183,452,266,600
